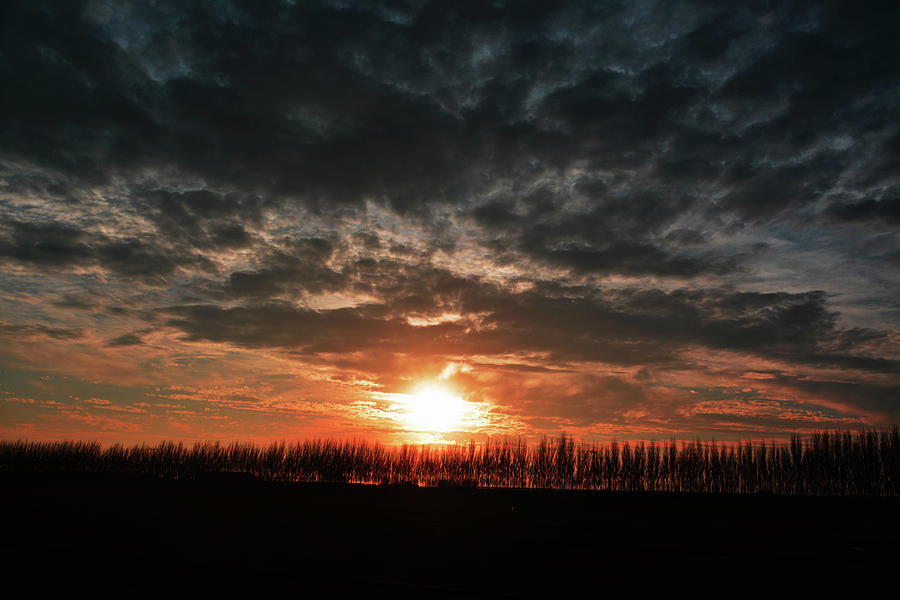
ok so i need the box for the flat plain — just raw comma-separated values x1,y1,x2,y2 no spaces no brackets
2,472,897,597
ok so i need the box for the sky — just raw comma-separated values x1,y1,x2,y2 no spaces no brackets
1,0,898,445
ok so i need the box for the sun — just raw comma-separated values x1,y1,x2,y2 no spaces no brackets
403,383,468,433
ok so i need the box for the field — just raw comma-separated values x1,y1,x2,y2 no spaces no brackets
2,430,898,596
3,473,898,597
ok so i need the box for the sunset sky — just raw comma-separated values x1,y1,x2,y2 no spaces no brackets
1,0,898,445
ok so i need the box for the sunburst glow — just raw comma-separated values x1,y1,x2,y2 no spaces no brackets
402,383,469,432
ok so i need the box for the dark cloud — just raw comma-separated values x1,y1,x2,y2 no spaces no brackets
52,294,96,311
163,265,897,376
0,217,208,283
164,303,444,355
224,239,341,299
0,219,93,266
0,323,83,340
106,333,143,347
3,1,899,235
351,231,382,251
770,373,900,421
828,198,900,225
532,241,730,277
96,239,190,280
471,186,737,276
138,189,264,250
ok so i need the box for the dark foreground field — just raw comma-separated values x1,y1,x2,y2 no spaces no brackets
2,473,898,598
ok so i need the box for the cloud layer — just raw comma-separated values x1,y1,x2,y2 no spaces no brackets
1,0,898,442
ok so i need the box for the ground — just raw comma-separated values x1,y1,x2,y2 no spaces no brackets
2,473,897,597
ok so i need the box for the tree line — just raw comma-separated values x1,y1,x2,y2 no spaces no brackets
2,427,898,496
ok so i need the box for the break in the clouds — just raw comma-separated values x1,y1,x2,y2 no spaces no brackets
1,0,898,443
